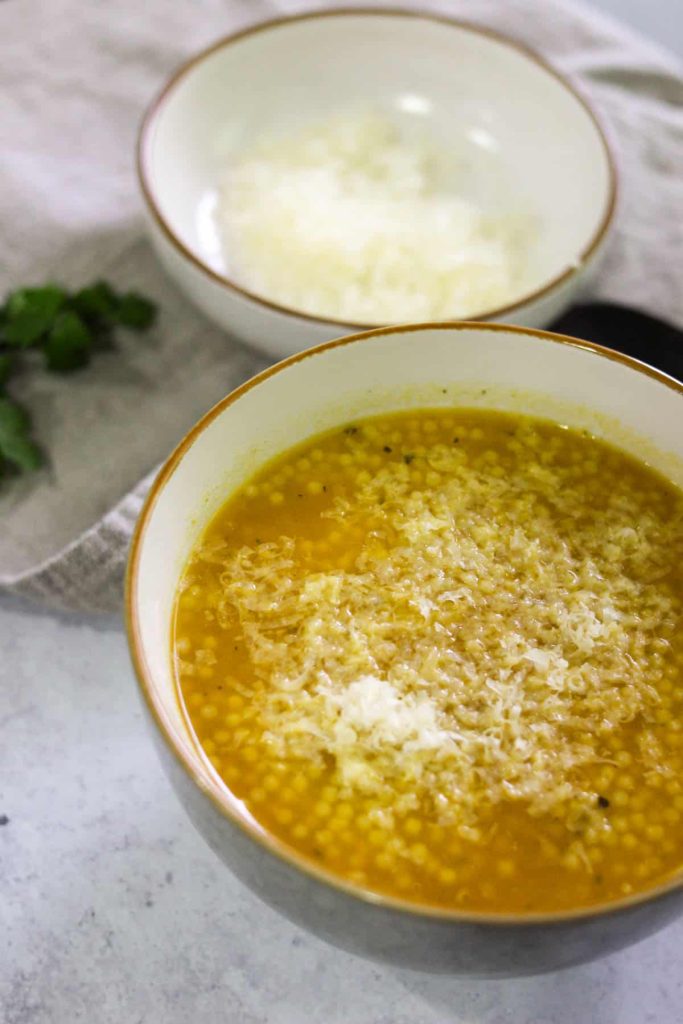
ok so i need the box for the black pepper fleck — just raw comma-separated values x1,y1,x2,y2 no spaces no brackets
0,815,8,826
597,795,610,809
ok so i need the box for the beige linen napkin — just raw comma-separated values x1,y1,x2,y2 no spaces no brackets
0,0,681,613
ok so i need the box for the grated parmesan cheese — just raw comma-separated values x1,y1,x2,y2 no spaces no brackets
218,112,535,323
216,435,680,832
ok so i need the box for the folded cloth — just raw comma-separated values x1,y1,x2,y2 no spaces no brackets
0,0,681,614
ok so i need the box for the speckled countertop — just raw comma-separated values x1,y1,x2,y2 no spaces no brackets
1,594,682,1023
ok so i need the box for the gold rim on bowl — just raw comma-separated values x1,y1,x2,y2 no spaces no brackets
126,320,683,927
137,7,619,331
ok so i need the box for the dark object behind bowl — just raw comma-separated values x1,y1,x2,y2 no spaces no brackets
551,303,683,384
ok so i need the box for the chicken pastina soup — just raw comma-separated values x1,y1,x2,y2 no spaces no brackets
173,409,683,914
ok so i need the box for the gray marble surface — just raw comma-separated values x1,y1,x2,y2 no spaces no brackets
1,592,682,1022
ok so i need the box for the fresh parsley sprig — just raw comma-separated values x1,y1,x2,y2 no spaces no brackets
0,281,157,476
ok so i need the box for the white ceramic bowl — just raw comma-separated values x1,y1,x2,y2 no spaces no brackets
127,321,683,976
138,9,617,360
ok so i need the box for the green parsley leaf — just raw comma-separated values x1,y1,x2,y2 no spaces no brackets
44,311,93,372
116,292,157,331
0,397,42,471
72,280,119,327
0,278,157,478
0,353,13,390
3,285,67,348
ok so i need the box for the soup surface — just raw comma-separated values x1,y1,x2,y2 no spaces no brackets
173,409,683,913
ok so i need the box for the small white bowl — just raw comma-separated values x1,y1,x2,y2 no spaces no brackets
127,321,683,975
138,9,617,359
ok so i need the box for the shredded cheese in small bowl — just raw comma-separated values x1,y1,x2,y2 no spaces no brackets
217,112,537,324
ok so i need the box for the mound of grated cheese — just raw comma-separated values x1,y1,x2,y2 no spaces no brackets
216,443,679,830
218,113,534,323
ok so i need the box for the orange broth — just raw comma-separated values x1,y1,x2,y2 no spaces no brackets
173,409,683,913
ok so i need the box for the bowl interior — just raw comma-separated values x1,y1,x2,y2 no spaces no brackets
142,11,614,306
130,324,683,889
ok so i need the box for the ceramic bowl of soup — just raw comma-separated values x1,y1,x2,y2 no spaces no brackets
138,8,617,359
126,322,683,976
